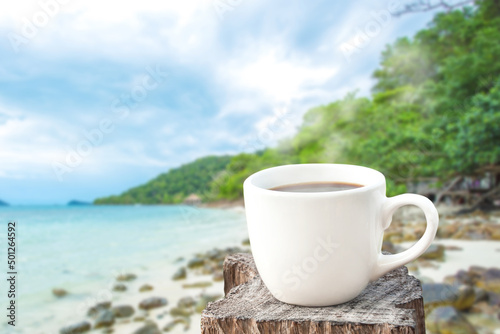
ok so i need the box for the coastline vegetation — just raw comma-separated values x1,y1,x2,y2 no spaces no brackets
94,156,231,204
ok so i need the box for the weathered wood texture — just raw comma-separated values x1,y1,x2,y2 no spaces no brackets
202,253,425,334
223,253,259,295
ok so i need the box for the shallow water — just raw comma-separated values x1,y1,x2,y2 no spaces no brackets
0,205,247,333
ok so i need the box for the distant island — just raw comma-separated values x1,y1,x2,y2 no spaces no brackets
94,2,500,205
0,199,9,206
67,200,92,206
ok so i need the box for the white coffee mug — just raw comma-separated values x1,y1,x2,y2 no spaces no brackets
243,164,439,306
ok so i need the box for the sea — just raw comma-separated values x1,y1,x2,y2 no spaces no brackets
0,205,248,334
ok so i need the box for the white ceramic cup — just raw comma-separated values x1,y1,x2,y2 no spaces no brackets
243,164,439,306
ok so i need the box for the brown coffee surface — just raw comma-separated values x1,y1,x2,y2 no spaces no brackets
270,181,363,193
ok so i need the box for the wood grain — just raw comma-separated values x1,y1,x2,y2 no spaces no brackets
202,253,425,334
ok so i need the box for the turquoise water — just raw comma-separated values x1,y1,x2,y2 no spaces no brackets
0,205,247,333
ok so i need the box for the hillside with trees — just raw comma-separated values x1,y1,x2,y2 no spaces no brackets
96,0,500,204
94,155,232,204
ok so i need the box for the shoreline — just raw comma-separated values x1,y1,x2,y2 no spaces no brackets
9,204,500,334
199,198,245,209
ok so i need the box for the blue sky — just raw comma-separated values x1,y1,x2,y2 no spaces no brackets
0,0,439,205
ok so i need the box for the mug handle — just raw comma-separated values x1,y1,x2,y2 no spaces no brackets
370,194,439,281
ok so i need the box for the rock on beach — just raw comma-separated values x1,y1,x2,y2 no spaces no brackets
59,321,91,334
138,297,167,310
172,267,186,280
426,306,478,334
87,301,111,318
133,321,162,334
423,283,476,311
94,309,115,328
113,283,127,292
111,305,135,318
116,273,137,281
52,288,68,297
139,284,154,292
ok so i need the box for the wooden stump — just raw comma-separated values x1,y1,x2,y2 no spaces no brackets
201,253,425,334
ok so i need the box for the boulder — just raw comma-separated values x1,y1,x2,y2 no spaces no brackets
59,321,91,334
138,297,167,310
182,281,212,289
195,293,222,313
445,245,463,251
422,283,475,311
437,224,458,238
212,271,224,282
111,305,134,318
381,241,397,254
421,244,445,261
177,296,196,308
470,301,497,316
202,263,217,275
170,306,193,317
402,230,418,242
382,230,401,242
139,284,153,292
87,301,112,318
469,266,487,284
473,287,489,304
426,306,478,334
94,309,115,328
52,288,68,297
163,318,190,332
206,249,222,260
405,261,419,273
172,267,186,280
116,273,137,282
187,257,205,269
133,321,161,334
444,270,473,286
477,268,500,293
112,283,127,292
487,291,500,307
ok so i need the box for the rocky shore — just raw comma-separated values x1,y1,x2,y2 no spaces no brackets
382,207,500,334
54,206,499,334
57,245,250,334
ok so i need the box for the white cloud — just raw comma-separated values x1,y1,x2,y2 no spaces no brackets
1,0,212,28
90,142,172,169
0,101,170,181
216,97,268,119
1,0,218,62
221,47,338,104
214,43,339,139
212,42,339,149
0,108,71,179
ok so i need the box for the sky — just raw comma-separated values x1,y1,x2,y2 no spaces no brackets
0,0,440,205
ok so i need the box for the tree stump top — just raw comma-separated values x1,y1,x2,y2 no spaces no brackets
202,253,425,334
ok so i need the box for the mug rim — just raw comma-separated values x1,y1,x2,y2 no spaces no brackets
244,163,385,197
